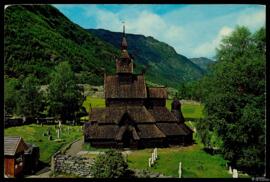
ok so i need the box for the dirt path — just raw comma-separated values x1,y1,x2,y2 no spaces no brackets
65,139,83,156
26,167,51,178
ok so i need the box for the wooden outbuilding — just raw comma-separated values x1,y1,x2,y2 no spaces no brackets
4,136,28,177
84,25,193,148
4,136,40,177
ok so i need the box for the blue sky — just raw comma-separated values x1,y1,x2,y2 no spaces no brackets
53,4,265,59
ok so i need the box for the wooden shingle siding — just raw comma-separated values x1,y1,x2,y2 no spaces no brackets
105,75,147,98
148,87,168,99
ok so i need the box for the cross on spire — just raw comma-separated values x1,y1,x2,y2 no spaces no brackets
122,21,125,36
121,21,128,50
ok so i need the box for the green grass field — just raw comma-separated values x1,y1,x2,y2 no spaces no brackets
82,96,204,120
166,100,204,119
83,97,105,111
4,124,82,163
127,145,230,178
81,133,233,178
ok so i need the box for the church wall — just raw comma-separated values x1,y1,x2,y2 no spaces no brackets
144,98,166,108
106,98,144,107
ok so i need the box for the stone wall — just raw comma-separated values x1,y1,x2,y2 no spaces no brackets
51,153,94,178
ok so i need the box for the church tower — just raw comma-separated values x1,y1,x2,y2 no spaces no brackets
116,23,133,74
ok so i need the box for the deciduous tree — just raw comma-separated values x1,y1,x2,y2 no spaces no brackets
47,61,83,121
198,26,265,175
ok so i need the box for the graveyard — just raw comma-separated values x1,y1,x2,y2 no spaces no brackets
4,124,82,163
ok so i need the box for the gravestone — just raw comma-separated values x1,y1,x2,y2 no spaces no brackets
47,128,51,135
154,148,158,160
57,129,60,139
232,169,238,178
58,120,62,131
179,162,182,178
148,158,152,167
151,153,155,165
229,166,232,174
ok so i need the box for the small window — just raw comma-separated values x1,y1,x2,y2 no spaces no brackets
15,156,23,164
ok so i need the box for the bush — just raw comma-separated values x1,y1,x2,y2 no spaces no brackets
91,149,128,178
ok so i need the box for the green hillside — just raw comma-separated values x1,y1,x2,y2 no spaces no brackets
4,5,118,85
189,57,215,71
88,29,205,87
5,5,205,88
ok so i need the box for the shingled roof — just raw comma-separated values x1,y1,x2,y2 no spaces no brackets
156,123,189,136
90,106,156,124
84,124,118,139
105,75,147,98
115,125,140,141
4,136,28,156
148,107,178,122
137,124,166,139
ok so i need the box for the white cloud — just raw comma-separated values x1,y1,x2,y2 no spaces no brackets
236,7,266,30
82,7,186,53
192,26,233,57
55,4,265,58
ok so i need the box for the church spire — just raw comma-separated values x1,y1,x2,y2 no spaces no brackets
121,21,128,50
116,23,133,74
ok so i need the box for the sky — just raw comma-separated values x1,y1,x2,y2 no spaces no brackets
53,4,265,59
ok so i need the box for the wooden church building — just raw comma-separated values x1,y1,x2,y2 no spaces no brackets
84,25,193,148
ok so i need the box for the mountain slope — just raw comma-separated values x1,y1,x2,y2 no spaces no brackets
5,5,205,88
4,5,119,85
189,57,215,71
88,29,205,87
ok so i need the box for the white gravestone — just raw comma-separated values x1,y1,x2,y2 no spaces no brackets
232,169,238,178
179,162,182,178
229,166,232,174
151,153,155,164
148,158,152,167
57,129,60,139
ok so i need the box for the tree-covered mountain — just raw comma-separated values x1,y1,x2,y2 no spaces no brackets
189,57,215,71
88,29,205,87
4,5,118,85
4,4,205,89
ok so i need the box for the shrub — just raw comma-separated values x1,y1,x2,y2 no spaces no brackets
91,149,128,178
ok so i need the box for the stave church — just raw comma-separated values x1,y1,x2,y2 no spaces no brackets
84,25,193,148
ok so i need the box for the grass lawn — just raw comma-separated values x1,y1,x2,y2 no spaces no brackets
127,145,231,178
83,97,105,111
4,124,82,163
166,99,204,119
